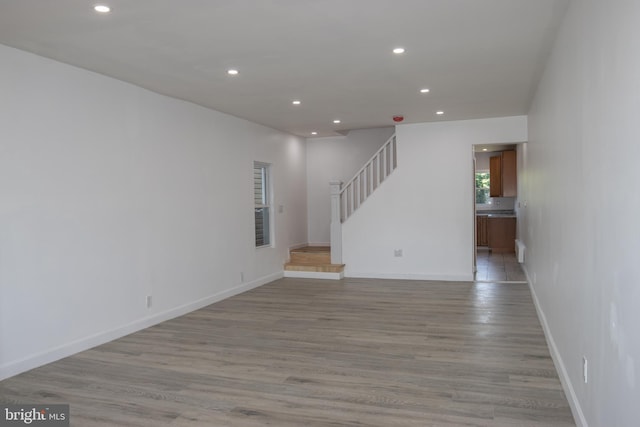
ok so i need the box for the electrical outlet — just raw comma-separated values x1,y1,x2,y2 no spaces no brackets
394,249,403,257
146,295,152,308
240,272,244,282
583,356,588,383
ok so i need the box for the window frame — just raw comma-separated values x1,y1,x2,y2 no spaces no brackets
475,170,492,207
254,161,273,248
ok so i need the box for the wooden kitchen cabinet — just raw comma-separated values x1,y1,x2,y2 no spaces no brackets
476,215,488,246
487,217,516,253
489,155,502,197
489,150,517,197
502,150,517,196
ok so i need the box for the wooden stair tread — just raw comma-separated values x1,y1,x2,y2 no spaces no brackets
285,265,344,273
285,262,345,267
289,246,331,264
285,246,344,274
290,246,330,253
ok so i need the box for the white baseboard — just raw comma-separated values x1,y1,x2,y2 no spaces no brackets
307,242,330,247
523,265,587,427
287,242,331,250
288,242,310,250
283,270,343,280
0,272,282,381
344,271,473,282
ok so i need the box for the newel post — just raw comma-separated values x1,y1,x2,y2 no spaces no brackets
330,181,343,264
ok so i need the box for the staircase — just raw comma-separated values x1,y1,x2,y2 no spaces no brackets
339,133,397,222
284,133,397,281
284,246,345,279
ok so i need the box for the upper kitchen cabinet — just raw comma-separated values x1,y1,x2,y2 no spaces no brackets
489,150,517,197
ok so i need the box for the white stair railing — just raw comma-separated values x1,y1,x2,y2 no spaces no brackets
329,134,397,264
340,133,397,222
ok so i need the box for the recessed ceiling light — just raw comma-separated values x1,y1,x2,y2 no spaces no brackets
420,88,430,93
393,47,405,54
436,111,444,115
311,132,318,135
94,4,111,13
292,100,301,105
333,119,341,124
227,69,239,75
482,148,488,151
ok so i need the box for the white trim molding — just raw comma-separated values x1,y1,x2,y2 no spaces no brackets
345,271,473,282
283,270,344,280
523,265,587,427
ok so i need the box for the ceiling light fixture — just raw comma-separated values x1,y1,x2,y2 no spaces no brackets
420,88,430,93
292,100,301,105
333,119,341,124
227,69,239,75
94,4,111,13
482,148,488,151
436,111,444,115
393,47,405,54
311,132,318,135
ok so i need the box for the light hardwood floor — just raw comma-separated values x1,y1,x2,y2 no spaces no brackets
0,278,575,426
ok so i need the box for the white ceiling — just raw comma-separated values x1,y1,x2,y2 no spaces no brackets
0,0,568,137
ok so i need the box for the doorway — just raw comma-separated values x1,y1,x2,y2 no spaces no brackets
472,143,526,282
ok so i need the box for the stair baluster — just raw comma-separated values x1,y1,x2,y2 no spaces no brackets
338,133,397,222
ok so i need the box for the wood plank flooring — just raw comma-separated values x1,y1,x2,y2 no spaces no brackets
0,278,575,426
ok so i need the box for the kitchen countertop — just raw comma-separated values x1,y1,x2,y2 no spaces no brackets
476,210,516,218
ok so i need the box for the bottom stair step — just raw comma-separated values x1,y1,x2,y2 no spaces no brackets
284,246,344,280
284,263,345,273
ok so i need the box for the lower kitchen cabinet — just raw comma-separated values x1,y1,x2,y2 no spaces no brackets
476,216,488,246
487,217,516,253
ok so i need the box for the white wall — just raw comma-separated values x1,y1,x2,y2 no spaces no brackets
0,45,307,379
522,0,640,425
343,116,527,280
306,127,394,244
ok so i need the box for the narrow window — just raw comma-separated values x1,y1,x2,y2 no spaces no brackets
475,171,492,206
254,162,271,247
